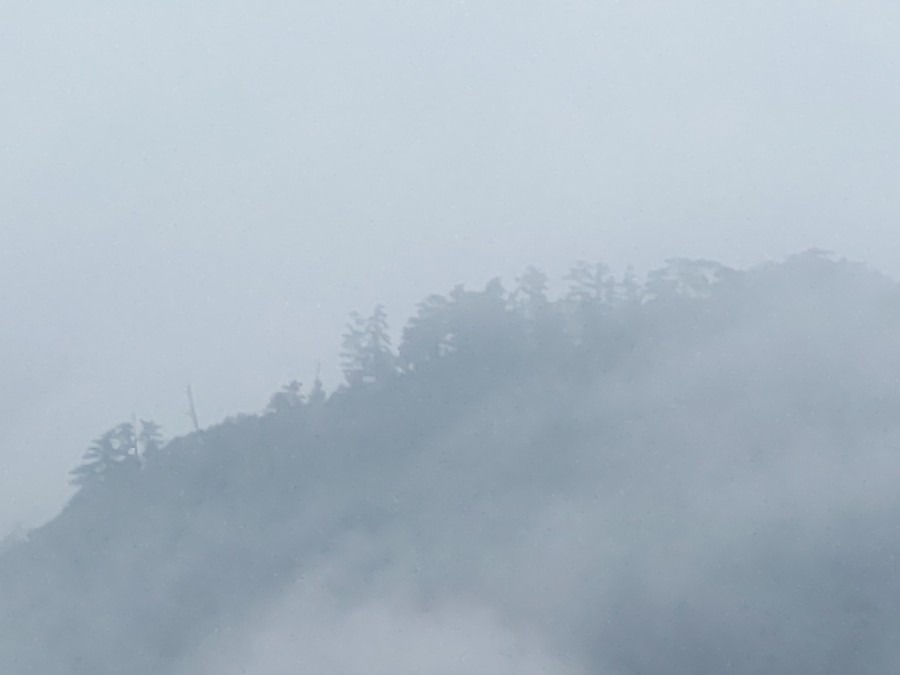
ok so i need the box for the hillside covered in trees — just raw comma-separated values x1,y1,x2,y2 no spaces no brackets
4,251,900,674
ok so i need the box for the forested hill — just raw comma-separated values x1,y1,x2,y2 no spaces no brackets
4,251,900,674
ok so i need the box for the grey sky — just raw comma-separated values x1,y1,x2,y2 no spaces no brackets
3,0,900,531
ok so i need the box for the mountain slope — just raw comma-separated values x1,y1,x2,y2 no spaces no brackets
4,252,900,674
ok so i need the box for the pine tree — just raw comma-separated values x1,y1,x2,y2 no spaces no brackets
308,374,327,406
138,420,165,457
70,423,141,488
341,311,369,387
364,304,396,383
341,305,397,386
565,260,614,305
399,293,453,371
513,266,549,319
267,380,304,414
564,261,615,348
618,265,641,305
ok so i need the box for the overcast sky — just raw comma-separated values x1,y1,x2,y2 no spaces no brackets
3,0,900,532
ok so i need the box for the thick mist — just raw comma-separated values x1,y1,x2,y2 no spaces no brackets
6,254,900,673
178,255,900,675
188,256,900,675
5,1,900,533
5,0,900,672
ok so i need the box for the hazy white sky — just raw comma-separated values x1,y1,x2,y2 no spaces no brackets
3,0,900,532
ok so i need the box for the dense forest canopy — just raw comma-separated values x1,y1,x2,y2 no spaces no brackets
3,250,900,674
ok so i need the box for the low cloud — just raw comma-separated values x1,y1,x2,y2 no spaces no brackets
189,565,585,675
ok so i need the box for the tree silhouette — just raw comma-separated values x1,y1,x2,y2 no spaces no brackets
644,258,733,301
564,260,613,306
399,293,453,372
341,304,396,386
138,420,165,458
308,373,327,406
69,423,140,488
267,380,304,414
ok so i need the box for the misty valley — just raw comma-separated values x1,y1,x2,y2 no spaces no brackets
4,250,900,674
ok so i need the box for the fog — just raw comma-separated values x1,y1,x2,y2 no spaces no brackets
185,577,581,675
4,2,900,672
166,257,900,675
4,252,900,673
4,1,900,533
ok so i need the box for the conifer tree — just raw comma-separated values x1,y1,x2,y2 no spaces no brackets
341,304,397,386
267,380,304,413
69,423,140,488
